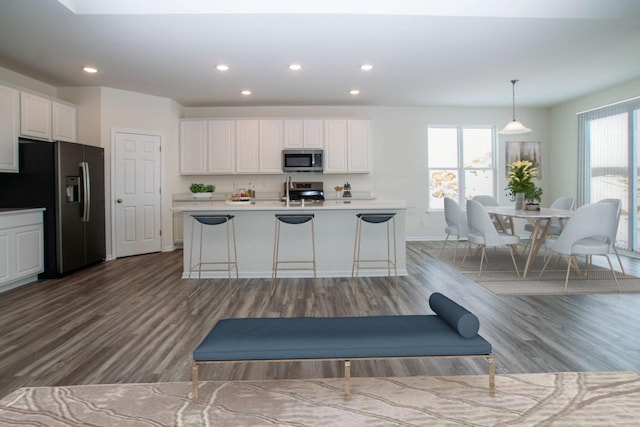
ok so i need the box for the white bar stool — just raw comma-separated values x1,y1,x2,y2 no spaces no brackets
272,213,316,294
188,214,238,298
352,213,398,290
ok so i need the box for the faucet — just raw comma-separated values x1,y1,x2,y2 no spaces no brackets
285,175,292,207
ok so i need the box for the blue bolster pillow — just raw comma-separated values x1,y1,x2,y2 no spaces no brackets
429,293,480,338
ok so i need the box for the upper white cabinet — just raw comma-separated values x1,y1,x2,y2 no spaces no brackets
180,120,236,175
347,119,370,173
236,119,284,174
52,101,77,142
324,120,349,173
0,84,20,173
324,119,371,174
236,120,260,173
208,120,235,174
179,120,207,174
179,116,369,175
258,119,284,173
20,92,52,141
20,92,77,143
284,119,324,149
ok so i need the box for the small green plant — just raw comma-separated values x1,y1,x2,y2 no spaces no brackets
505,160,542,202
189,183,215,193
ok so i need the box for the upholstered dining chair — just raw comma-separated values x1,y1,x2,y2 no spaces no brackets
523,195,575,252
461,199,521,279
472,195,513,233
439,197,469,263
537,202,621,292
597,198,626,278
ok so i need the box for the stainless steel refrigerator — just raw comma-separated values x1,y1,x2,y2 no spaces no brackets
0,139,106,277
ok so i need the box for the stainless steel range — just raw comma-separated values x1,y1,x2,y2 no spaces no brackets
284,181,325,202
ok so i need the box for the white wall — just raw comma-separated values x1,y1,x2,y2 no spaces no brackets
57,86,183,257
0,65,57,97
548,76,640,203
372,106,550,240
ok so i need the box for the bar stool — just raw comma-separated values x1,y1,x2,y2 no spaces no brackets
188,214,238,298
352,213,398,290
272,214,316,294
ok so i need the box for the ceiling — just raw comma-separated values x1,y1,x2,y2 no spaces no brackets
1,0,639,108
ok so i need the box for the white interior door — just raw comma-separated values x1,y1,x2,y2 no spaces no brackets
114,132,162,257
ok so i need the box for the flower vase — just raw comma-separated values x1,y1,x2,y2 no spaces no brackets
515,192,525,210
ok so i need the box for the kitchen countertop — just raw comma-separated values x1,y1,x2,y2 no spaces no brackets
173,199,405,212
0,208,46,216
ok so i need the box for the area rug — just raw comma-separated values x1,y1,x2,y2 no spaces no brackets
1,372,639,426
429,248,640,296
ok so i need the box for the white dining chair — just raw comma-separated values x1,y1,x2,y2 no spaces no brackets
537,202,621,292
597,198,626,278
439,197,469,263
461,199,521,279
523,195,575,252
472,195,513,233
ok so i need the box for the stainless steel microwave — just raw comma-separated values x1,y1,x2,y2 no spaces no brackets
282,149,323,172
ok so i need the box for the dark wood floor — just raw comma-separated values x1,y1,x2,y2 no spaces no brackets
1,241,639,399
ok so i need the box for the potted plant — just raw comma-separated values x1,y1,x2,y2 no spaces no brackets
190,183,215,199
505,160,542,210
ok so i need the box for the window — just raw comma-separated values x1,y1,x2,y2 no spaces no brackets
578,98,640,251
427,126,496,210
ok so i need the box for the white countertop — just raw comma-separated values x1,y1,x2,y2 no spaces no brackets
173,199,406,212
0,208,46,216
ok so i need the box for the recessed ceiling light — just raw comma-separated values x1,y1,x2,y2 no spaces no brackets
289,64,302,71
349,89,360,95
216,64,229,71
82,66,98,73
241,90,252,96
360,64,373,71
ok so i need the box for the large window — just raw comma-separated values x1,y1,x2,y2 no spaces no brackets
427,126,496,210
578,98,640,252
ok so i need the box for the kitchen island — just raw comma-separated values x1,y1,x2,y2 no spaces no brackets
173,200,407,279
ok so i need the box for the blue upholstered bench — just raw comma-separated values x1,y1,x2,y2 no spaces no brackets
192,293,494,401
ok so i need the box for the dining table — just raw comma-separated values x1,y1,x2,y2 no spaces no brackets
484,206,573,278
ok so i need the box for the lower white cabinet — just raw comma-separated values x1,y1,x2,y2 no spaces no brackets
0,210,44,292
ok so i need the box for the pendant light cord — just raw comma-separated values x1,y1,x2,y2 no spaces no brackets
511,79,518,121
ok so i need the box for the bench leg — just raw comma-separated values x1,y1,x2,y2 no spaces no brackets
192,362,199,402
344,360,351,401
487,355,495,397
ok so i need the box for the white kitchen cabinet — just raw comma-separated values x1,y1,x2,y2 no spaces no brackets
52,101,77,142
20,92,77,143
0,84,20,173
259,119,284,173
208,120,235,174
236,120,260,173
284,119,324,149
324,119,349,173
0,210,44,292
180,120,236,175
20,92,52,141
323,119,371,174
180,120,208,174
347,119,370,173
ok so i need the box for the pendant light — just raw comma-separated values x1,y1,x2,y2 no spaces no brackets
499,79,531,134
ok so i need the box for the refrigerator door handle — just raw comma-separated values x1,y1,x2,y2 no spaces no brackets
80,161,91,222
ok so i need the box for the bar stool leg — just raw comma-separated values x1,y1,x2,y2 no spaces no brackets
311,217,317,286
351,218,362,280
271,218,280,294
227,219,239,296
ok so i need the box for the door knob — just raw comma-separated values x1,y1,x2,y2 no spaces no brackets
117,199,123,203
